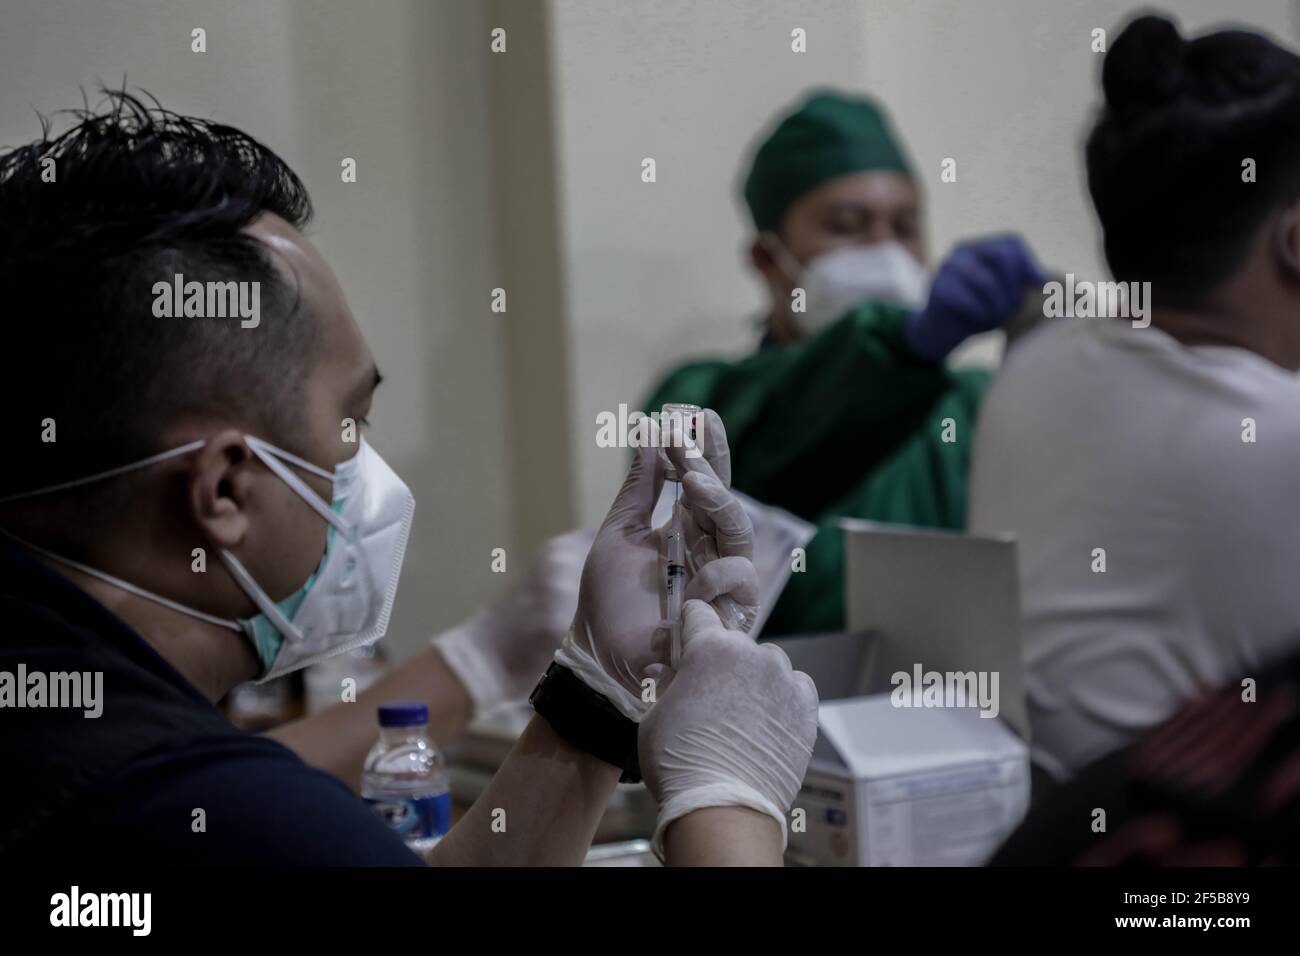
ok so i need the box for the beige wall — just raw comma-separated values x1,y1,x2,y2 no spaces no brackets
484,0,578,555
547,0,873,526
0,0,512,660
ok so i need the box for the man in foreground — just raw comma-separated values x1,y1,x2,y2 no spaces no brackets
0,93,816,865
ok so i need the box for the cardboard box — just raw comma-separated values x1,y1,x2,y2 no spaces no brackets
789,694,1028,866
779,523,1031,865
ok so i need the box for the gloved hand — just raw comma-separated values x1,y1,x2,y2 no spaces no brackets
639,600,819,860
555,411,758,720
904,233,1045,363
664,425,758,635
432,529,593,718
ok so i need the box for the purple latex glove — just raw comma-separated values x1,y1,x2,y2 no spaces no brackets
904,234,1045,362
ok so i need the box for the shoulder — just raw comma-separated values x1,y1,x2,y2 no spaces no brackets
643,358,730,411
46,732,423,866
944,364,993,405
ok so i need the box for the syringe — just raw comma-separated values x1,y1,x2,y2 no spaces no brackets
660,403,747,666
666,480,686,668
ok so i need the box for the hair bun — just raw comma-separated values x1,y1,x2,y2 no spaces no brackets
1103,15,1186,111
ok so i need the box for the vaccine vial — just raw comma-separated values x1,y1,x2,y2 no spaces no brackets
659,403,703,481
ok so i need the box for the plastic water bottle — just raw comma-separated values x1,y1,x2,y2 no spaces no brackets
362,702,451,853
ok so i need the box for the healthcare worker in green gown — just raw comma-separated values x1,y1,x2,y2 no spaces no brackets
643,89,1044,636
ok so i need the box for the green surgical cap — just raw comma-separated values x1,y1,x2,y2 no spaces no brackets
742,90,914,232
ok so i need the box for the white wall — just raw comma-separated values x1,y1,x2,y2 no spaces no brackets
859,0,1300,366
0,0,512,660
279,0,514,655
547,0,872,527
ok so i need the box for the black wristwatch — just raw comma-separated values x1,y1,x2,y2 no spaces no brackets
529,662,642,784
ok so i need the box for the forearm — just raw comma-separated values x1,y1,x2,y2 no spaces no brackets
663,806,784,866
266,646,473,791
726,308,948,501
428,713,621,866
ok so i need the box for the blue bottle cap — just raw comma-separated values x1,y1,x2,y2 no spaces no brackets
378,701,429,728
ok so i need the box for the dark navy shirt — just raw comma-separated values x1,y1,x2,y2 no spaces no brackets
0,541,422,866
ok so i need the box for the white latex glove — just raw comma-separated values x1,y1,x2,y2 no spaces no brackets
639,599,819,861
675,470,759,634
661,409,756,632
432,529,593,718
555,413,758,720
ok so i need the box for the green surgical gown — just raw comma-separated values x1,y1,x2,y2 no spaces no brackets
642,304,990,637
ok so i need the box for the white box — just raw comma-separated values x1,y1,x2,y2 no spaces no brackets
788,694,1029,867
774,523,1032,865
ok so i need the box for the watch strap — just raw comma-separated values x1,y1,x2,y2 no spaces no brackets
529,661,642,784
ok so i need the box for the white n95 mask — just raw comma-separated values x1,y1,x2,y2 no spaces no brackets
223,435,415,681
0,435,415,683
768,235,930,337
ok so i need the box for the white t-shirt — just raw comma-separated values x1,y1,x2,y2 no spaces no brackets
970,317,1300,780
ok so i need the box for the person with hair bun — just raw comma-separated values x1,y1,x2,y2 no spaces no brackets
970,14,1300,785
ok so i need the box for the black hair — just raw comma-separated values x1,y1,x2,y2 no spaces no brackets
1086,14,1300,303
0,89,317,500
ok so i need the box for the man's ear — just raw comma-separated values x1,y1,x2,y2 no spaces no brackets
1275,202,1300,281
188,429,254,549
749,234,782,282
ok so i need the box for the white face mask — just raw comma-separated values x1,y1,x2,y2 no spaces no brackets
0,435,415,682
767,236,930,337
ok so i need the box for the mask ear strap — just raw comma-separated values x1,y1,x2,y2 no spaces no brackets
0,439,207,504
760,231,804,287
245,436,350,534
218,548,304,643
0,526,242,631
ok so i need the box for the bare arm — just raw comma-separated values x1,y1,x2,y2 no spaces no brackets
427,713,620,866
663,807,784,866
266,646,473,791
